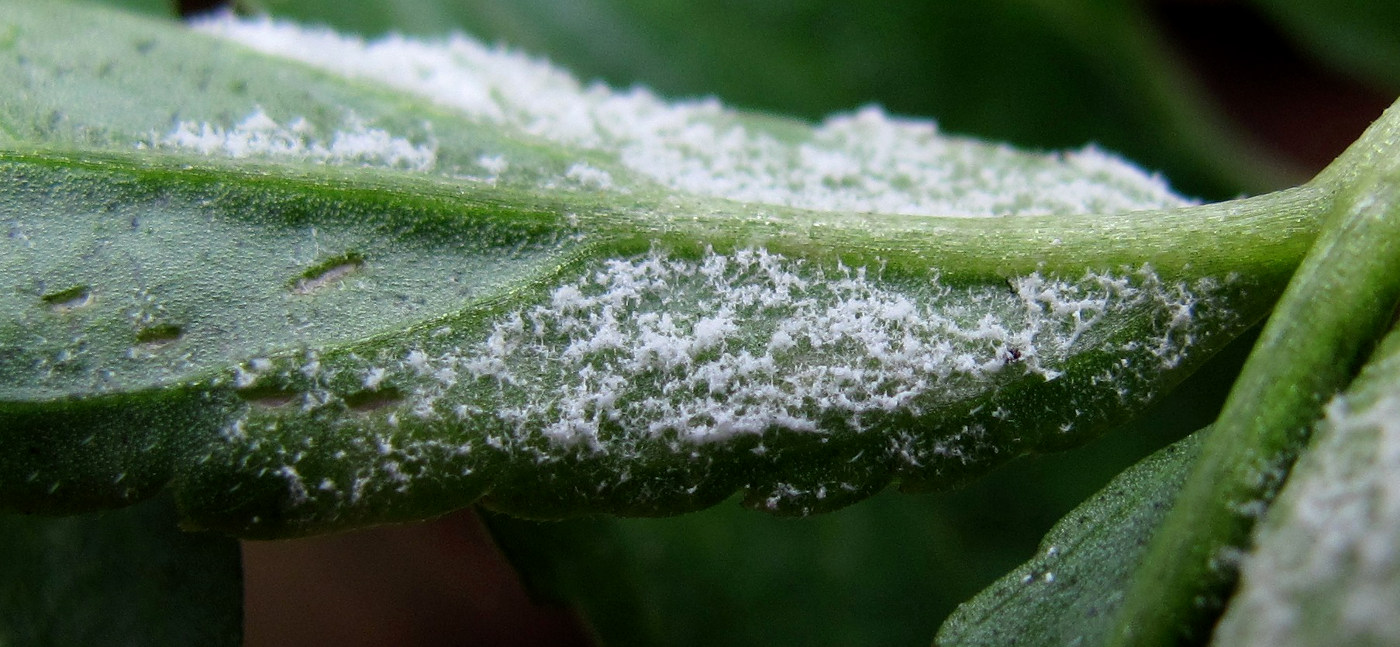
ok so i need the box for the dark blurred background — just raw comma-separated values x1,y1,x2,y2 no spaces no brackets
116,0,1393,644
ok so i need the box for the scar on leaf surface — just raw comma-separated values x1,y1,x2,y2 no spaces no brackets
135,323,183,345
41,285,92,312
235,384,301,408
292,251,364,294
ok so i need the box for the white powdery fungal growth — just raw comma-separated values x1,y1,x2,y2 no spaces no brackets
390,248,1212,447
194,15,1191,216
153,108,437,171
1215,392,1400,646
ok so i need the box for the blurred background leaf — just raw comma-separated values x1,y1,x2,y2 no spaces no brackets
0,494,242,647
1251,0,1400,94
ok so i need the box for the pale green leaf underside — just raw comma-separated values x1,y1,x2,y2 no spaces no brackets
0,1,1323,536
1214,326,1400,647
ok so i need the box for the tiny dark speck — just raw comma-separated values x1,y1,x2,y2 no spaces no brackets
179,0,233,18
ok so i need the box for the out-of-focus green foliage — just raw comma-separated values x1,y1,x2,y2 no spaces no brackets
0,494,243,646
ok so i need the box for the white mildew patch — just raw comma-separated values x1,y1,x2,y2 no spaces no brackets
1216,391,1400,646
340,248,1219,448
148,108,438,171
207,248,1234,518
194,15,1191,217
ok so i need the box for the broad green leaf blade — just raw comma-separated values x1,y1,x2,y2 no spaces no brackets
1212,326,1400,646
1110,98,1400,646
0,148,1304,538
0,493,243,646
0,2,1326,537
248,0,1291,198
935,429,1203,647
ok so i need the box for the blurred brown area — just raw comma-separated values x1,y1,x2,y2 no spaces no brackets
238,1,1395,645
1151,0,1393,174
242,510,592,646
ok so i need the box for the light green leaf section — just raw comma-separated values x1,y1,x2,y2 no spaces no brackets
0,1,1325,537
935,430,1203,647
1212,326,1400,647
0,493,243,647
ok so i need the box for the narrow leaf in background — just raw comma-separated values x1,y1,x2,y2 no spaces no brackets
935,429,1204,647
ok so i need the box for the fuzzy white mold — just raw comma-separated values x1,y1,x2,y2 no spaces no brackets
329,248,1220,448
1215,390,1400,646
151,108,437,171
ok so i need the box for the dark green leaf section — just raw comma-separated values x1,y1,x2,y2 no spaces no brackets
483,378,1225,647
1109,99,1400,647
0,387,225,515
0,493,243,647
250,0,1288,198
83,0,176,18
935,430,1203,647
482,343,1243,647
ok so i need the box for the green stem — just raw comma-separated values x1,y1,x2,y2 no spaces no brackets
1109,97,1400,646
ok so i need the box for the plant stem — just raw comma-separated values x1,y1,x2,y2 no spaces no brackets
1109,98,1400,646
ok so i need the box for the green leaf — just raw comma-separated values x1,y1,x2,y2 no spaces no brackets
479,333,1244,647
0,2,1328,537
0,493,243,646
247,0,1290,198
1252,0,1400,93
935,429,1203,647
486,385,1224,647
1213,324,1400,645
1109,98,1400,646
